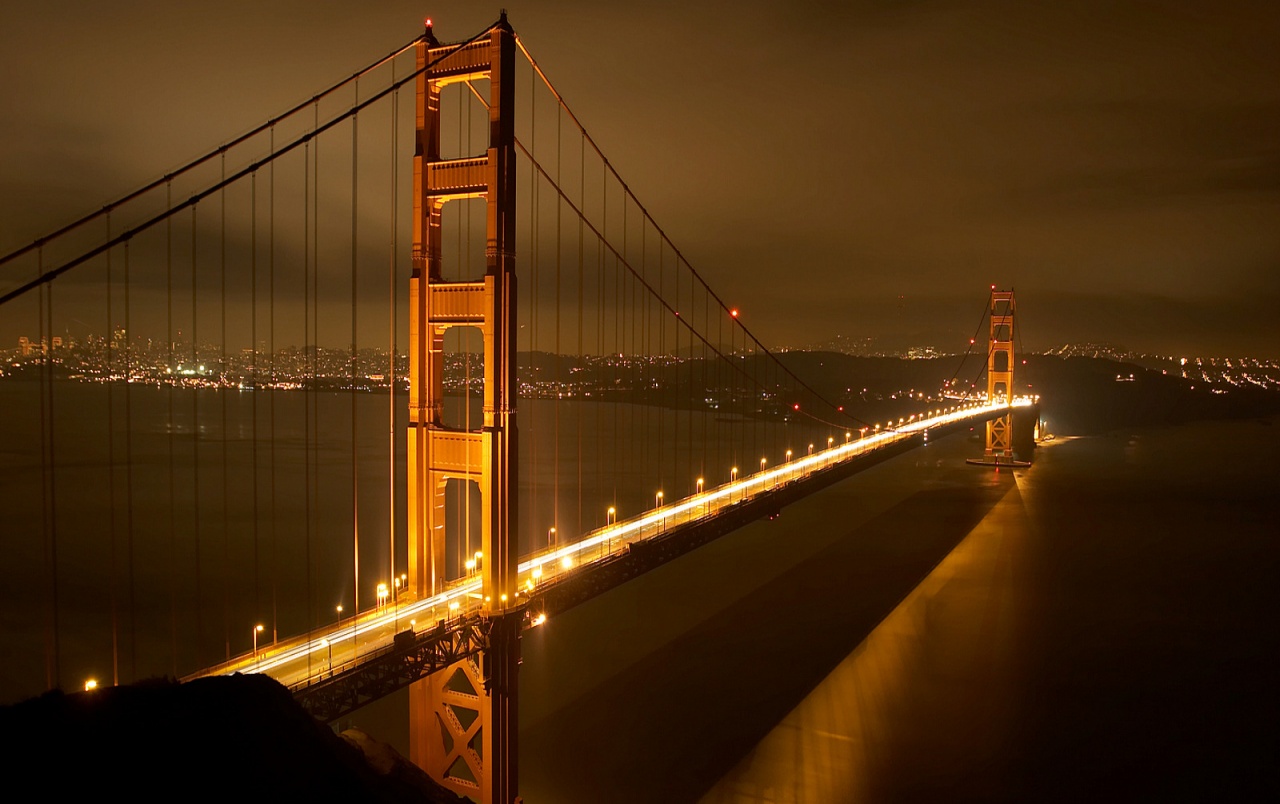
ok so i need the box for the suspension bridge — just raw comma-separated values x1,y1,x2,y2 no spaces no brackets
0,15,1036,802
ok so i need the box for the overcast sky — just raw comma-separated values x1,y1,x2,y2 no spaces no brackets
2,1,1278,356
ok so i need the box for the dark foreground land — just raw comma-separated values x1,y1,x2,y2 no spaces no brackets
0,673,459,803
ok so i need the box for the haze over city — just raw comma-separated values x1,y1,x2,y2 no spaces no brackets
3,1,1278,355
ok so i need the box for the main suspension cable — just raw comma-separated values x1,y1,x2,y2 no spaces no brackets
0,37,423,271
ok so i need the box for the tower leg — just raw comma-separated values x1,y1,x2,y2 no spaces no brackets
409,613,521,803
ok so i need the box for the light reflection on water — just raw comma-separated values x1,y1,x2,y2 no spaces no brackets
701,477,1032,803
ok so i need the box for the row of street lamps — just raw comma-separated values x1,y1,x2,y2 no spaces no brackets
236,403,990,684
606,405,983,538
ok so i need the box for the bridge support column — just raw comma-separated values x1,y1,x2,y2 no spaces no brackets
969,288,1028,467
407,16,521,803
409,612,521,802
985,289,1015,460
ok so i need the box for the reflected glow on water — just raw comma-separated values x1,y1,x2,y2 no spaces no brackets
702,478,1030,803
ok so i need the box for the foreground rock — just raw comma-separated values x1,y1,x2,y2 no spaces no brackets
0,674,464,803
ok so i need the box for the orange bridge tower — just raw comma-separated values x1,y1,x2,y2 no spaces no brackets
406,15,521,803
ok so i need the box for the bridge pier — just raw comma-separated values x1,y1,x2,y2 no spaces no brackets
409,612,521,802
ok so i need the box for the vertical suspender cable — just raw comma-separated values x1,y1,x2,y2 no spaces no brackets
623,198,630,503
351,80,361,625
106,217,119,687
187,203,199,677
702,283,709,480
218,158,228,662
303,136,314,645
37,248,56,690
388,67,398,593
466,86,475,562
317,103,330,620
615,214,623,517
164,181,175,680
47,275,60,688
269,127,278,644
597,158,606,528
553,103,561,541
658,236,665,494
643,217,651,492
123,240,135,678
576,131,584,536
528,64,538,551
251,169,260,631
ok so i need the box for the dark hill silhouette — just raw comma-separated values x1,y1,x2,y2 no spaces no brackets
0,674,462,803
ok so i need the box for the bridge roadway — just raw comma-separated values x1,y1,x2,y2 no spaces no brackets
185,398,1032,700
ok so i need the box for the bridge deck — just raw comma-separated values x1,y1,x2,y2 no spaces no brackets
185,399,1030,706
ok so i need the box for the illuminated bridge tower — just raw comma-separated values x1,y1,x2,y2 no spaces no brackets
406,16,520,803
984,289,1015,461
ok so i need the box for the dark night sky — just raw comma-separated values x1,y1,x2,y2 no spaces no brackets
2,1,1278,356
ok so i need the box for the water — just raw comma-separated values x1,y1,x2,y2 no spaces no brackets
517,417,1280,801
6,378,1276,800
0,379,816,702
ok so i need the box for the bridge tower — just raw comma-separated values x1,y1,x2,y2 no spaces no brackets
406,16,520,803
983,288,1015,461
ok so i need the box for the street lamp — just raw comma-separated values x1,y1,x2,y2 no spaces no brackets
696,477,705,515
335,604,343,625
548,526,557,549
607,506,616,525
376,582,389,609
808,443,814,455
731,466,738,502
84,679,98,692
655,490,664,508
320,638,332,674
253,624,264,670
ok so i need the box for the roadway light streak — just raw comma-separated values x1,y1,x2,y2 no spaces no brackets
210,400,1027,686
